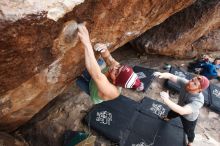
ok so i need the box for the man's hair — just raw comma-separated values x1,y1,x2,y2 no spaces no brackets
214,58,220,63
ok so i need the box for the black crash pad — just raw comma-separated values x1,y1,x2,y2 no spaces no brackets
133,66,156,91
138,97,183,128
165,67,210,106
121,112,186,146
85,96,186,146
122,97,185,146
203,88,211,106
209,84,220,113
84,95,139,142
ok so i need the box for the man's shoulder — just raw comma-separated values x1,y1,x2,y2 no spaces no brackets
177,77,188,85
190,92,204,104
186,94,204,111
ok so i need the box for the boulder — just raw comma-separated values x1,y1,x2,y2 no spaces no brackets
132,0,220,58
192,28,220,53
0,132,27,146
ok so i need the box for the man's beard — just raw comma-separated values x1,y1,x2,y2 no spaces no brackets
185,84,199,93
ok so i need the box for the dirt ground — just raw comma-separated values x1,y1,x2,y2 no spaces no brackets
18,45,220,146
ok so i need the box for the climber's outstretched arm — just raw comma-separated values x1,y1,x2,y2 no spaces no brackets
94,43,120,68
78,24,119,100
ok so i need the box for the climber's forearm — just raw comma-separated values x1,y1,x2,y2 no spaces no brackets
101,50,119,67
84,44,102,79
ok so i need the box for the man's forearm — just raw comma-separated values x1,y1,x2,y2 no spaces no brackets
101,50,119,67
163,98,188,115
84,44,102,78
78,24,103,79
103,54,119,67
167,73,178,83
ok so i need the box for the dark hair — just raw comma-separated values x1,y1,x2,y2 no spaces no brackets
214,58,220,63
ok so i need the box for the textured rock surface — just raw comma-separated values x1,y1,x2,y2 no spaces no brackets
132,0,220,58
0,132,27,146
0,0,85,22
0,0,195,132
192,28,220,53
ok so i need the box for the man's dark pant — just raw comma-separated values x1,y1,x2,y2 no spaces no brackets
167,110,198,143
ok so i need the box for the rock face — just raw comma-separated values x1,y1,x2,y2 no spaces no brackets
0,0,196,132
132,0,220,58
192,28,220,53
0,132,27,146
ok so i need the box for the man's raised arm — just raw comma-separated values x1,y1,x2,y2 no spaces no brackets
154,72,178,83
94,43,120,67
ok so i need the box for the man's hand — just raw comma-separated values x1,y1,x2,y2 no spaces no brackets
160,91,170,100
94,43,108,53
78,23,92,49
136,82,144,91
154,72,173,79
154,72,168,79
160,90,193,116
153,72,162,77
